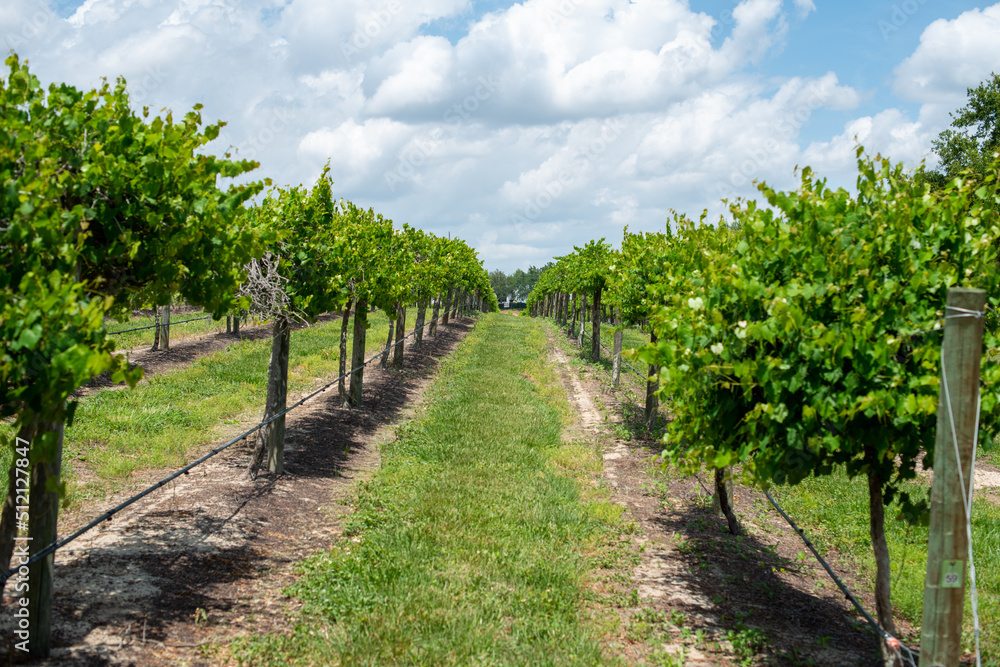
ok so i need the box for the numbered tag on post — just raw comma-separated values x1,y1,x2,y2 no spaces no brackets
940,560,964,589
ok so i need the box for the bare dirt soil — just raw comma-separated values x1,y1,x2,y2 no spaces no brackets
548,329,887,666
0,319,473,666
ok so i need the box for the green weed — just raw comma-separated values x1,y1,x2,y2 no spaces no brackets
726,624,769,666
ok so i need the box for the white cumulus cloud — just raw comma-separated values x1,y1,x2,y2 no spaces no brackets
1,0,993,271
894,5,1000,105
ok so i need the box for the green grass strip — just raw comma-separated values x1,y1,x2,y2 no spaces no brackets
233,313,614,666
770,472,999,660
1,313,391,504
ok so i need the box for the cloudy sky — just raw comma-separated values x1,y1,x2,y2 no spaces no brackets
3,0,998,272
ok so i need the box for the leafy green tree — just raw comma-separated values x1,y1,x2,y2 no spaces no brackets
509,269,528,301
509,264,552,302
442,236,493,318
553,240,612,361
929,72,1000,184
388,225,431,368
334,201,399,406
402,227,433,348
606,224,702,426
524,144,1000,656
489,268,511,303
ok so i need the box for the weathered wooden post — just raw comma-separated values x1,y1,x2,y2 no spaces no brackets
920,287,986,667
611,308,623,387
24,414,62,657
151,307,161,350
348,300,368,406
338,300,353,406
393,303,406,367
260,317,291,474
161,303,170,351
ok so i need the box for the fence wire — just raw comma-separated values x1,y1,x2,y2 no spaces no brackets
1,308,470,585
552,316,647,379
544,311,923,666
106,315,213,336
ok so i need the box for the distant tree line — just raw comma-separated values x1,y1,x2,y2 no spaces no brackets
489,263,553,303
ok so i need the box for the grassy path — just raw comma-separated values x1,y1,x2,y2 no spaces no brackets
235,313,620,666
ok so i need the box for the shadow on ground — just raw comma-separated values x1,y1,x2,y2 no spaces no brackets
0,319,473,666
643,483,883,666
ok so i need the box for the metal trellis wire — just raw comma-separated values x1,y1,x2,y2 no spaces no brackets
1,309,467,585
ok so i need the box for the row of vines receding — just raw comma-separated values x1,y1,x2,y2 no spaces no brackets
525,146,1000,663
0,54,497,656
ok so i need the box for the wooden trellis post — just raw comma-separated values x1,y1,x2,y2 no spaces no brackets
920,287,985,667
161,303,170,351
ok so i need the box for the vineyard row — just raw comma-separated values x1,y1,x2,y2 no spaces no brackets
522,150,1000,665
0,56,498,657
